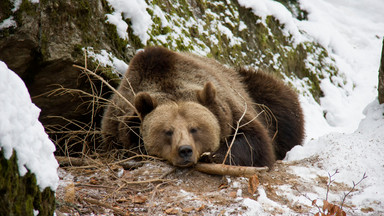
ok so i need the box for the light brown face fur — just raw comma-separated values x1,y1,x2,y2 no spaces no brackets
141,102,220,167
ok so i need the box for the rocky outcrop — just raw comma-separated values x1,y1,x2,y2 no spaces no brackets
379,38,384,104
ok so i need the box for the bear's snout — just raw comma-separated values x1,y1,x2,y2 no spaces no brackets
178,145,193,160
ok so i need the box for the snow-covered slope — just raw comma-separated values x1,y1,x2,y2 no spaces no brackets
0,61,59,191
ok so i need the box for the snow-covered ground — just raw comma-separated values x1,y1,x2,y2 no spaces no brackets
240,0,384,215
0,61,59,191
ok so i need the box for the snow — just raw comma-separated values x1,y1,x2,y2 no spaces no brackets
0,17,17,30
287,100,384,212
237,0,384,214
105,0,152,44
84,47,128,75
0,61,59,191
105,12,129,40
297,0,384,134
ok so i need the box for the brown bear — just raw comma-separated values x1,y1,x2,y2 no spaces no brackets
101,47,304,168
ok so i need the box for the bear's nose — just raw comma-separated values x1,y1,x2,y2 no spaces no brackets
178,145,193,159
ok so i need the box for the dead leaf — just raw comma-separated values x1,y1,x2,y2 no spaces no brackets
323,200,330,212
312,199,317,206
248,174,259,194
182,206,194,213
165,207,179,215
336,208,346,216
131,195,147,204
330,204,338,215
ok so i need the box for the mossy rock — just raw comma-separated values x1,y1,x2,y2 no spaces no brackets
0,149,55,216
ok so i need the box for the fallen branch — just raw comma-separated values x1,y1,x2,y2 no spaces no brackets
195,163,268,177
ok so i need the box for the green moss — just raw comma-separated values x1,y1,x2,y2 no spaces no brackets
0,149,55,216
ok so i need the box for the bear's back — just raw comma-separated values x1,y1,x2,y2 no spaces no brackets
125,47,250,109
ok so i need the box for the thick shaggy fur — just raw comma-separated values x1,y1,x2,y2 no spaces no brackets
101,47,304,167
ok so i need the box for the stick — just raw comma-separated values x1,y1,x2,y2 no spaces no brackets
195,163,268,177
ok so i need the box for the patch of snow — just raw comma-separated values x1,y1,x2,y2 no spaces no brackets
0,16,17,30
85,47,128,75
106,0,152,44
287,100,384,213
297,0,384,133
153,5,169,27
105,12,129,40
33,209,39,216
11,0,22,12
0,61,59,191
239,21,247,31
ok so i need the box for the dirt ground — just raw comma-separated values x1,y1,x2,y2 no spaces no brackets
54,154,360,216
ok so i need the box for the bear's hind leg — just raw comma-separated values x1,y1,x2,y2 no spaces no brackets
237,68,305,160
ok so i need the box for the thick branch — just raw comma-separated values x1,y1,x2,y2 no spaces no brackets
195,163,268,177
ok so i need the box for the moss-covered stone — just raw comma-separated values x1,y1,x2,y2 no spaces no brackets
0,149,55,216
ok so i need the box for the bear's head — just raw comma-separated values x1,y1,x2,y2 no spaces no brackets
134,82,220,167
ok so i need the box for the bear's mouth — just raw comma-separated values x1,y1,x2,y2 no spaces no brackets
174,160,195,168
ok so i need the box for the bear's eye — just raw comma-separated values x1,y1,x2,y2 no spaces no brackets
190,127,198,134
165,130,173,137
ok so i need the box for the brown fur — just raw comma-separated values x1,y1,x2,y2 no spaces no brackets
101,47,304,167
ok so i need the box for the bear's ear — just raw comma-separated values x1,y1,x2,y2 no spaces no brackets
197,82,216,105
134,92,158,119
